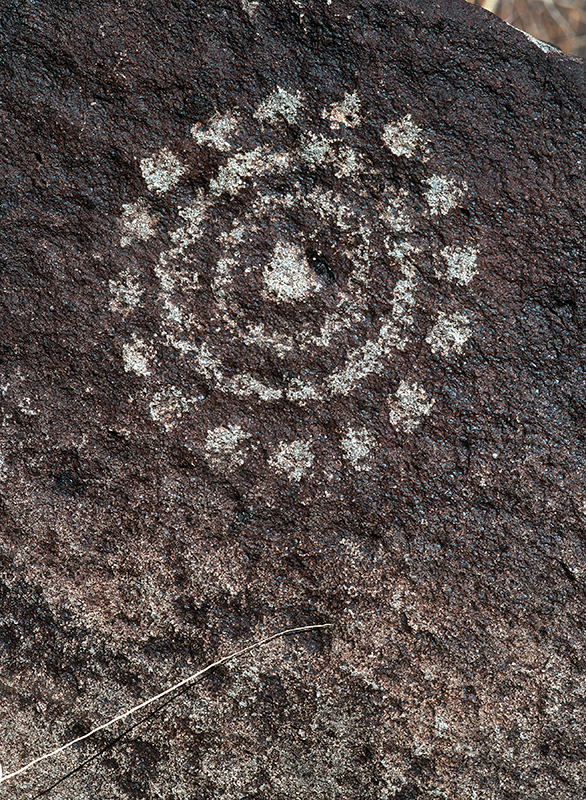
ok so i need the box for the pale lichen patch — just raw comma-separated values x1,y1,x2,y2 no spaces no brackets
382,114,423,158
341,427,374,471
424,175,468,216
254,87,303,126
388,380,434,432
140,148,186,194
191,114,238,151
205,424,248,470
426,312,471,355
122,335,152,376
324,91,361,129
516,26,559,54
119,198,156,247
269,440,314,481
263,241,321,303
440,245,478,285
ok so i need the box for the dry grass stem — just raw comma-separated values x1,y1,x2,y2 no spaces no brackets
0,623,332,789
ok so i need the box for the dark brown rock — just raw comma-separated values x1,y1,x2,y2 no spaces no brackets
1,1,586,797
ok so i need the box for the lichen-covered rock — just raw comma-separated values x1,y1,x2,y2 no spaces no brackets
1,1,586,798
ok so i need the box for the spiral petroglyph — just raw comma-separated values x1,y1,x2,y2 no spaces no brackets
113,88,478,478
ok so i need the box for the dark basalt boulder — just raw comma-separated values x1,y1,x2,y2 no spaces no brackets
1,1,586,797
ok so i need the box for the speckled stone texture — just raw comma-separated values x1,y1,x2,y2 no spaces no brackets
1,1,586,798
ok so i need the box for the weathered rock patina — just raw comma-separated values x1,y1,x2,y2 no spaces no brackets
1,0,586,797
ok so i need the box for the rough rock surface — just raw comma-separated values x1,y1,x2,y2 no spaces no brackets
1,0,586,798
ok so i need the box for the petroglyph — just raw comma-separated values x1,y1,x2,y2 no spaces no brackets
240,0,259,17
299,132,332,167
140,148,186,194
269,440,314,481
205,425,249,470
326,323,406,396
441,245,479,285
388,381,435,432
426,312,472,356
341,427,374,471
382,114,423,158
112,89,480,478
264,241,322,302
255,87,303,126
384,190,414,233
424,175,468,216
324,91,361,129
149,387,191,431
192,114,239,151
122,335,152,377
109,269,143,314
119,198,156,247
209,148,292,197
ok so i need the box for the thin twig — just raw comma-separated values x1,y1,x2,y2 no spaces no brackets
0,623,332,788
32,662,218,800
31,686,185,799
